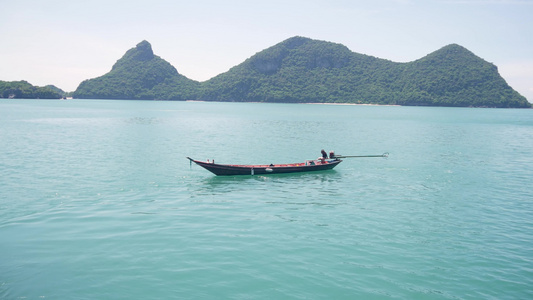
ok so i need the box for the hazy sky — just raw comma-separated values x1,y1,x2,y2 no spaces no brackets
1,0,532,101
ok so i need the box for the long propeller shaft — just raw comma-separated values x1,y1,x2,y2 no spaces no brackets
335,152,389,158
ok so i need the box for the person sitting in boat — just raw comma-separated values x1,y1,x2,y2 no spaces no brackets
329,151,336,159
319,149,328,163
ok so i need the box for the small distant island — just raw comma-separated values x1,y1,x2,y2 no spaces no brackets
0,80,66,99
2,37,531,108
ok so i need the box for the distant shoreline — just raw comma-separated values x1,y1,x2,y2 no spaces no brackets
3,98,529,108
186,100,400,106
304,102,400,107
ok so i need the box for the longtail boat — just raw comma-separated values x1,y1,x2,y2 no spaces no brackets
187,157,342,176
187,152,388,176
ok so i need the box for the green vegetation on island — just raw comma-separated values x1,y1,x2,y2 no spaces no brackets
0,80,64,99
74,41,199,100
6,37,529,108
199,37,529,108
74,37,530,108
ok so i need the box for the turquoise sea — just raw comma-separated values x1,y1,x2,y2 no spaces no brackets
1,99,532,299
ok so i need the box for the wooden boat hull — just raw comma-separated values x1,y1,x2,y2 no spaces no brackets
187,157,342,176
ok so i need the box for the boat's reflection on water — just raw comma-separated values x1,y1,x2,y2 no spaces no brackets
189,169,344,201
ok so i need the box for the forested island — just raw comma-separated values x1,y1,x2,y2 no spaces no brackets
0,80,65,99
3,37,531,108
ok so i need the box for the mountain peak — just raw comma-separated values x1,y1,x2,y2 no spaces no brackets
246,36,353,74
110,40,154,71
126,40,154,61
422,43,479,62
136,40,153,51
75,40,198,100
280,36,312,48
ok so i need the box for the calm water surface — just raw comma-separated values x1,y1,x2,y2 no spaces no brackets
1,100,532,299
